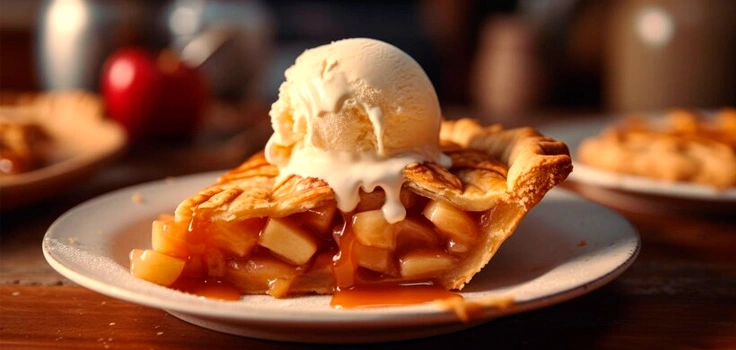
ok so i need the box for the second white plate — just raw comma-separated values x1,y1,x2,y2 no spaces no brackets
43,172,640,343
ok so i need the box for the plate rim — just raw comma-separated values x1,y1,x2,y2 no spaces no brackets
42,172,641,327
569,161,736,200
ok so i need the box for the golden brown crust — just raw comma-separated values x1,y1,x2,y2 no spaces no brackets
173,118,573,292
577,109,736,189
438,119,573,210
430,119,572,289
177,119,572,220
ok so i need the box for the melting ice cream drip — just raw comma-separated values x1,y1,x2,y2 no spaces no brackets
265,38,449,223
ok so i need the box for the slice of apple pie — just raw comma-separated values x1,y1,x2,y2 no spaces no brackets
130,118,572,298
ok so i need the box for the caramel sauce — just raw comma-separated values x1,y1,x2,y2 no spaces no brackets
328,208,469,308
331,281,462,309
170,277,241,301
331,215,359,289
168,200,477,308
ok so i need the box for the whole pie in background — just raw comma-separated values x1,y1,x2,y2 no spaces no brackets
0,113,51,175
0,91,107,176
0,92,126,210
577,109,736,190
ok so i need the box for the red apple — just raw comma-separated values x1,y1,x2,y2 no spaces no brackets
101,48,208,140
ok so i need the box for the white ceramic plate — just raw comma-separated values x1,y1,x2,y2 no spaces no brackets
540,114,736,203
43,172,640,343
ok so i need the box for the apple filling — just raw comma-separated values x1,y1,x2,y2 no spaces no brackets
129,190,488,298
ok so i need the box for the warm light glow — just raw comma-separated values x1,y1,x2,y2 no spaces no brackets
169,1,202,36
0,159,12,174
48,0,88,35
108,59,135,89
45,0,89,89
636,7,674,47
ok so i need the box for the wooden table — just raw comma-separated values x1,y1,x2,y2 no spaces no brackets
2,113,735,349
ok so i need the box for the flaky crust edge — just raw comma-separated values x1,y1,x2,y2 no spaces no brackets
437,118,572,289
440,118,572,209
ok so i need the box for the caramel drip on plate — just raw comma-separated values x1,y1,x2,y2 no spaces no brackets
331,282,461,309
170,277,241,301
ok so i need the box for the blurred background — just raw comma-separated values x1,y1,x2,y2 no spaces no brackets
1,0,735,130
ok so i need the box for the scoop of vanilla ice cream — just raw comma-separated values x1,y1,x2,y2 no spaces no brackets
264,38,449,223
265,38,443,166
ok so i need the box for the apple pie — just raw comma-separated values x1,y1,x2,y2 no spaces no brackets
129,118,572,298
0,115,50,175
577,108,736,189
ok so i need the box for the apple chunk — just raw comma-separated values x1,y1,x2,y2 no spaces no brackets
151,217,190,258
130,249,185,286
354,243,393,273
259,218,318,265
294,203,337,237
208,218,263,257
396,217,441,251
352,209,397,250
399,249,456,279
422,200,478,252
